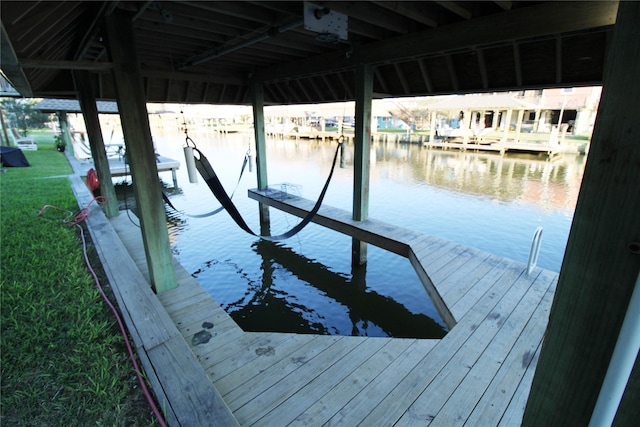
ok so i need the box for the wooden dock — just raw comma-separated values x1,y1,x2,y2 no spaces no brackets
72,154,180,187
71,168,558,425
270,129,563,156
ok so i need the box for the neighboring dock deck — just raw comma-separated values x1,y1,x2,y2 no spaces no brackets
270,130,564,156
72,154,181,187
72,169,558,425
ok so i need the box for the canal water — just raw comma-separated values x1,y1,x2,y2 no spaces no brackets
140,128,585,338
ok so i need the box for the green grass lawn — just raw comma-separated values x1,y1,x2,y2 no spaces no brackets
1,134,159,425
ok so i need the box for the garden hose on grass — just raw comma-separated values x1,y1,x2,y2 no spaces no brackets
38,196,167,427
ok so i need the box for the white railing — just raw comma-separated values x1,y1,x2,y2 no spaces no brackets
527,226,544,274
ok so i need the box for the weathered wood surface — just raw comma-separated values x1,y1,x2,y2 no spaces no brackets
524,2,640,425
110,187,557,426
239,188,556,425
105,9,176,293
69,173,238,426
106,155,180,177
74,70,119,217
118,190,557,426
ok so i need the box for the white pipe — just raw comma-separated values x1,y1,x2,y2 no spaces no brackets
183,146,198,183
589,269,640,427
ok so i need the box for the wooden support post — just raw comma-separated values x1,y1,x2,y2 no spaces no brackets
74,70,119,218
514,109,525,144
533,109,541,133
491,109,500,129
0,108,10,146
523,2,640,425
57,111,72,147
462,110,471,147
429,111,436,145
501,109,513,144
104,10,176,293
251,79,270,234
352,64,373,266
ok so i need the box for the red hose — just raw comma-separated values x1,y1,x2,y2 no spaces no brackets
39,198,167,427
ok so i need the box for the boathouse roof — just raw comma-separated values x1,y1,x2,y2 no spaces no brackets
33,98,119,114
424,93,539,111
1,1,617,104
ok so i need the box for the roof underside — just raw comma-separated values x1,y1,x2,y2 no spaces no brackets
1,1,618,105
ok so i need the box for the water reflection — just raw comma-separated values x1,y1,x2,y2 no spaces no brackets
195,239,448,338
398,148,585,212
143,131,585,338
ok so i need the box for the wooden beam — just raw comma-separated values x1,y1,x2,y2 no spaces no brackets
417,59,434,93
57,112,72,148
326,2,411,34
494,1,513,11
371,1,438,28
336,72,353,99
104,9,177,293
394,63,410,94
523,2,640,425
1,23,32,97
436,1,473,20
294,79,313,103
74,1,110,60
19,59,113,70
251,79,270,230
555,35,563,84
254,1,618,83
321,75,339,100
477,49,489,89
74,70,119,218
513,41,523,87
374,68,389,94
445,55,459,91
352,64,373,266
306,77,324,102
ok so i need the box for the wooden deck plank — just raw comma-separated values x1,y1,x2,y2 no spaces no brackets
249,188,412,256
418,242,469,276
157,278,211,308
396,270,554,426
439,253,502,302
163,293,228,325
290,338,421,426
498,344,542,427
207,332,297,383
193,328,249,369
88,176,559,427
407,232,449,253
467,275,557,426
356,266,537,426
198,332,284,376
148,335,239,427
215,333,319,395
412,239,461,268
80,211,178,351
253,337,390,426
429,246,486,285
172,306,239,345
324,339,439,426
69,175,238,426
449,257,518,320
223,335,343,409
233,337,366,424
